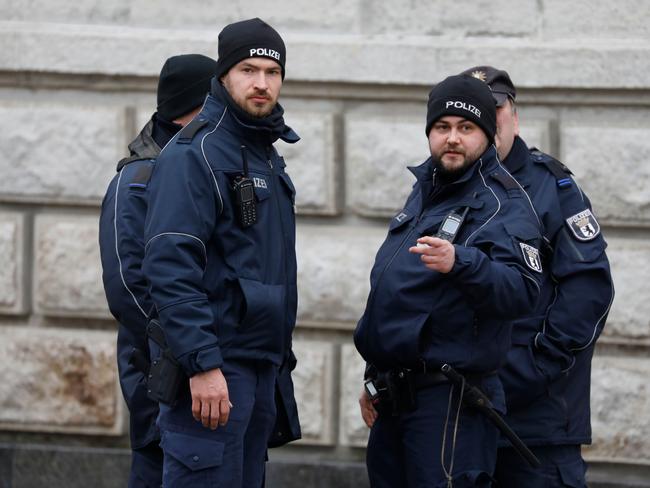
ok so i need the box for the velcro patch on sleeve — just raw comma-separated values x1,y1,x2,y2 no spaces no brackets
565,209,600,241
519,242,543,273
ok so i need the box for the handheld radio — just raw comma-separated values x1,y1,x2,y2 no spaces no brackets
232,145,257,228
435,207,469,243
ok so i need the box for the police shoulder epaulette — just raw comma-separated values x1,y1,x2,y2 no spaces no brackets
130,163,154,186
177,118,209,144
490,171,520,191
116,154,155,172
530,148,573,189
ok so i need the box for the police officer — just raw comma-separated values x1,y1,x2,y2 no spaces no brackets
354,74,545,487
142,18,300,487
461,66,614,487
99,53,218,488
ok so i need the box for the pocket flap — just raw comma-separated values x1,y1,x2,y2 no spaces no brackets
557,458,586,487
160,431,224,471
279,172,296,197
435,470,493,487
504,221,540,241
237,277,285,329
250,174,271,201
389,211,414,231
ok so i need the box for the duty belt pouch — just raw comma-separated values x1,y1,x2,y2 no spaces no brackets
146,320,184,407
375,369,417,415
392,369,417,413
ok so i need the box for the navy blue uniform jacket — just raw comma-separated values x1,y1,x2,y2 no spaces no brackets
99,118,161,449
499,136,614,445
142,87,299,383
354,146,544,375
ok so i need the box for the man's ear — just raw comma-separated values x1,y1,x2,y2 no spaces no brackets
513,107,520,137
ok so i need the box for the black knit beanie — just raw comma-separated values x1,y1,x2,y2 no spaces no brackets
425,74,497,143
215,18,286,79
157,54,218,121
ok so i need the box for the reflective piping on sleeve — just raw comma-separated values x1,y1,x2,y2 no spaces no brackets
534,281,614,373
145,232,208,265
571,284,614,353
464,159,500,246
200,107,228,216
520,271,541,296
113,169,148,318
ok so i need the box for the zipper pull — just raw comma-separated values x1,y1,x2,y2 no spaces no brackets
266,146,273,169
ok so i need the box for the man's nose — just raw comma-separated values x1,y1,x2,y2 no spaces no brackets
253,72,268,91
447,127,460,144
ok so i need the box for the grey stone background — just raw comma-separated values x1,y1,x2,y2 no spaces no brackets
1,1,649,486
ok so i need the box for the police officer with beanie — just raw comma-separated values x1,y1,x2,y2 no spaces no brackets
461,66,614,487
142,18,300,487
354,74,545,487
99,53,217,488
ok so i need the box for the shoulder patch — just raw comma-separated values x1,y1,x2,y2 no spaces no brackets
565,209,600,241
177,118,209,144
519,242,543,273
490,171,520,191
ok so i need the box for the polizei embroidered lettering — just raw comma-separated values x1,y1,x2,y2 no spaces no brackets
445,100,481,118
249,48,281,60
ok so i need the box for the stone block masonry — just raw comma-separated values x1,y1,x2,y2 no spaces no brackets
1,3,650,485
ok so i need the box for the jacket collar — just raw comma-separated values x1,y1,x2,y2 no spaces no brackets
408,144,501,187
501,136,530,175
116,117,160,171
203,78,300,146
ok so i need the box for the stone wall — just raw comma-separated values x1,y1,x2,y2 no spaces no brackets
1,1,650,485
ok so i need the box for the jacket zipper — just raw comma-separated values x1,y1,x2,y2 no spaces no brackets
266,146,290,353
372,173,441,296
362,174,441,353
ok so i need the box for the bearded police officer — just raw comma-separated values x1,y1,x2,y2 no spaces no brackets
99,53,218,488
461,66,614,487
142,18,300,487
354,74,545,487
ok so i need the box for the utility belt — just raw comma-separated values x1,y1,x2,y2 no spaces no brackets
365,363,541,469
364,363,493,415
128,319,185,407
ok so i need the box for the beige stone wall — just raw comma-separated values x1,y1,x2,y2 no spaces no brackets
1,0,649,474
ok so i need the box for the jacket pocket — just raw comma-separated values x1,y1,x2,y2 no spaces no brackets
238,277,285,328
236,277,286,353
249,173,271,202
279,172,296,202
388,211,415,233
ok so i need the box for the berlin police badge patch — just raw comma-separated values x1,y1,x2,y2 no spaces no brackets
566,209,600,241
519,242,542,273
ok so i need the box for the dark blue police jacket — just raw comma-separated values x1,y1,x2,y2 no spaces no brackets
142,83,301,442
499,136,614,446
354,145,544,375
99,118,161,449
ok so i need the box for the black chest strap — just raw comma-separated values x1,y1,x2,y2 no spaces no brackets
177,118,209,144
490,171,521,197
